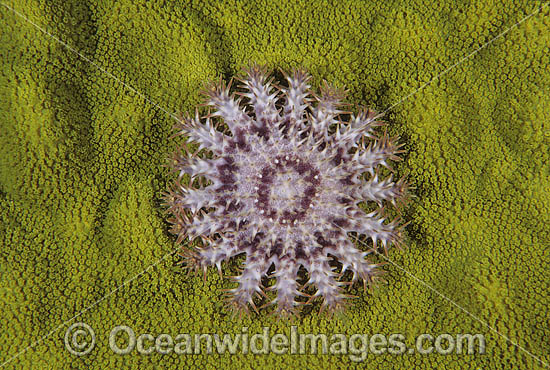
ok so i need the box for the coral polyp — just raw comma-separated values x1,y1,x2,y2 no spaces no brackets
165,66,409,316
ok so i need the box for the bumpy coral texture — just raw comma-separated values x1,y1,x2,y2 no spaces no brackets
2,1,549,369
166,67,407,315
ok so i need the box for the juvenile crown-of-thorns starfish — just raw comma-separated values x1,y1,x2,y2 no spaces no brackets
164,65,409,317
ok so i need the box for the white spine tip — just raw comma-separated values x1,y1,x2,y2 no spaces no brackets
167,67,406,316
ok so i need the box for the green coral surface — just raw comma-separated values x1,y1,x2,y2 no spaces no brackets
1,0,549,369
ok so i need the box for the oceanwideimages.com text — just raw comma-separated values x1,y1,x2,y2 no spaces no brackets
65,323,486,362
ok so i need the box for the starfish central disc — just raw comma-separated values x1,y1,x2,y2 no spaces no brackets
166,65,409,316
253,154,320,226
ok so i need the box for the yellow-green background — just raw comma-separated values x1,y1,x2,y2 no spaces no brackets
1,0,548,368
